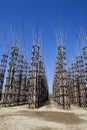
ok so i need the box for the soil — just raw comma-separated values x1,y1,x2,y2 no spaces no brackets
0,100,87,130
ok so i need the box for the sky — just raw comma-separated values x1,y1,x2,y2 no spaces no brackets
0,0,87,93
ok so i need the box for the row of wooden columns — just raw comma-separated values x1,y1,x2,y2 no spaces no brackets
53,45,87,109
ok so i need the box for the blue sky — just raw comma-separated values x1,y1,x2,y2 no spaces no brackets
0,0,87,93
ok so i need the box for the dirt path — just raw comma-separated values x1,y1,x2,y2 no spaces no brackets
0,100,87,130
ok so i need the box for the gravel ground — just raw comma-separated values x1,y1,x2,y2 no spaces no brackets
0,100,87,130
